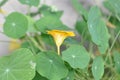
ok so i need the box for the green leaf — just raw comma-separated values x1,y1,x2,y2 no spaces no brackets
35,16,69,33
39,5,63,18
115,74,120,80
64,38,79,46
26,16,37,32
0,48,36,80
21,41,39,53
0,0,8,7
75,20,91,41
36,51,68,80
71,0,88,20
113,51,120,74
62,45,90,69
108,0,120,14
40,33,55,46
33,72,48,80
103,1,116,14
3,12,28,38
62,70,74,80
92,56,104,80
87,6,110,54
109,16,120,33
103,0,120,20
18,0,40,6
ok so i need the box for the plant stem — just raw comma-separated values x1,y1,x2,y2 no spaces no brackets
116,15,120,22
75,69,90,80
105,30,120,64
36,35,46,50
26,38,36,55
57,45,60,55
27,36,45,51
27,6,31,16
110,30,120,51
89,42,95,59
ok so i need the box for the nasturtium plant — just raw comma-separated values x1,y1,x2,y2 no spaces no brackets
18,0,40,6
3,12,28,38
1,0,120,79
62,45,90,69
0,48,36,80
36,51,68,80
92,56,104,80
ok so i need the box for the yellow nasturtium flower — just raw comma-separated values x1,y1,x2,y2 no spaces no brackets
9,39,21,52
0,9,6,14
47,30,75,55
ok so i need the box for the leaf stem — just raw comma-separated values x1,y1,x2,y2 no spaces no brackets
36,35,46,50
27,6,31,16
105,30,120,64
27,36,45,52
25,38,36,55
89,42,95,59
116,15,120,22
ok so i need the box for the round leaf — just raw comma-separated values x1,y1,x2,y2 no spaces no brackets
3,12,28,38
0,48,36,80
62,45,90,69
18,0,40,6
36,51,68,80
92,56,104,80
